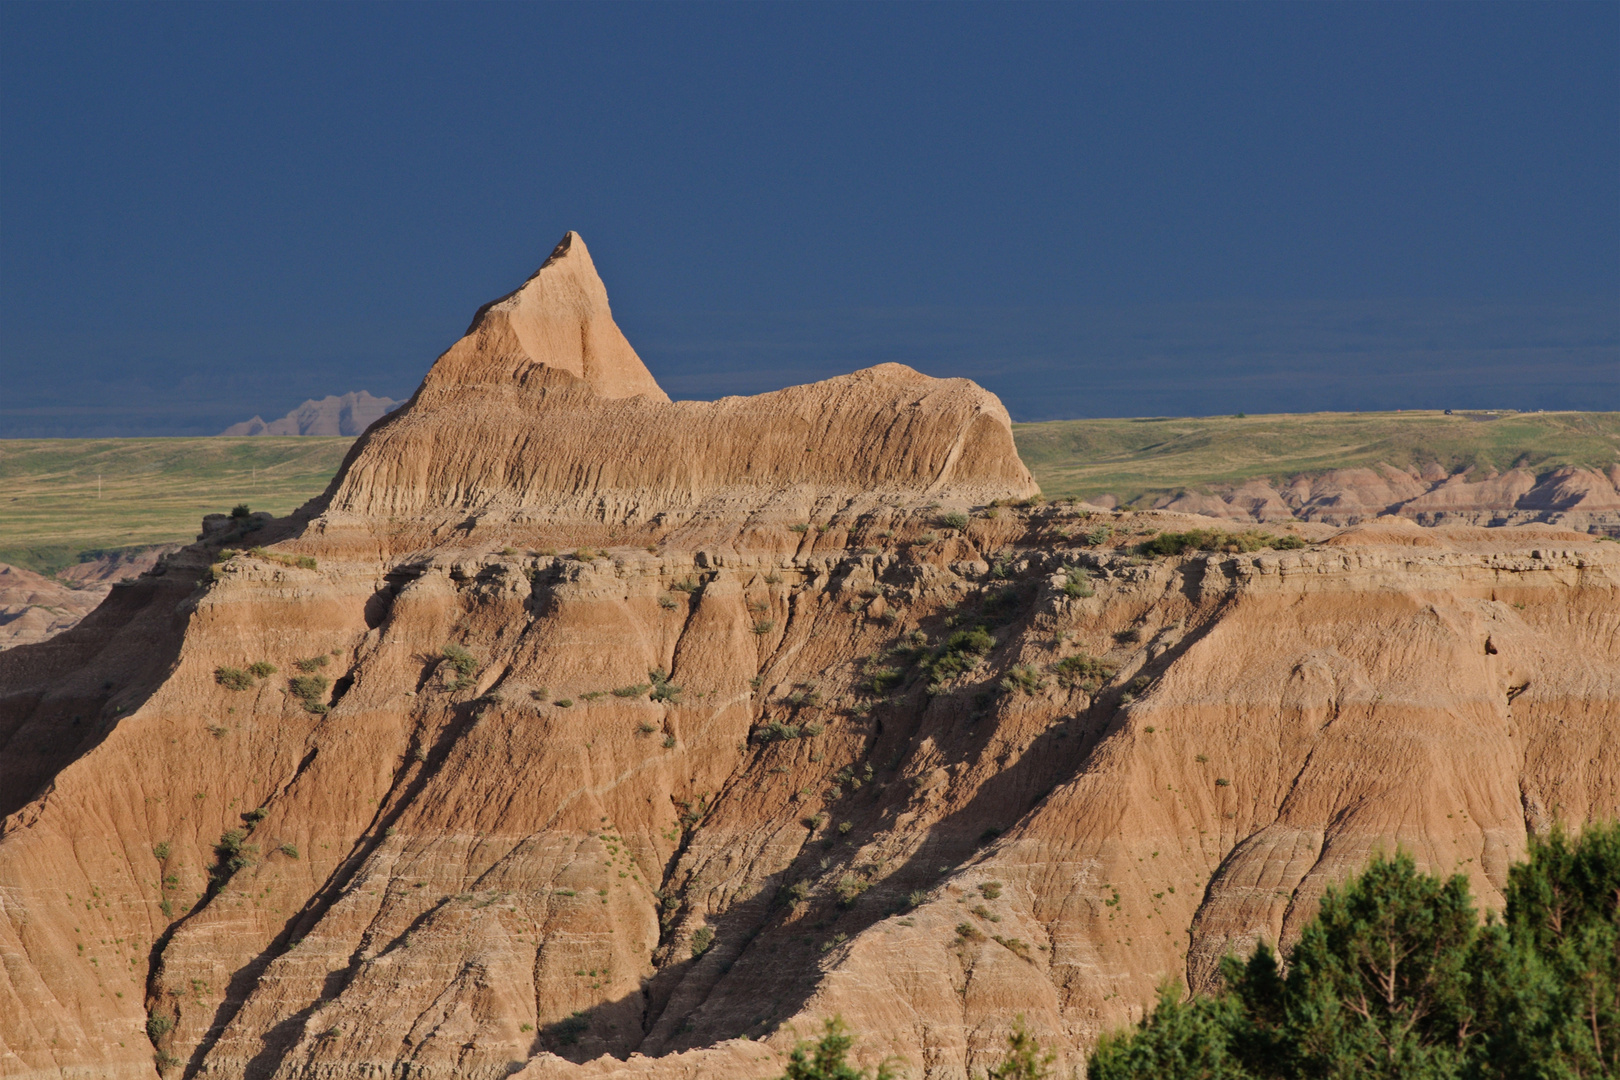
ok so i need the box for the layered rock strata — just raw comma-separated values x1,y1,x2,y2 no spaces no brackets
1155,462,1620,531
1,235,1615,1080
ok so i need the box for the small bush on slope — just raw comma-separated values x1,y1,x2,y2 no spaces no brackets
1087,822,1620,1080
773,1016,903,1080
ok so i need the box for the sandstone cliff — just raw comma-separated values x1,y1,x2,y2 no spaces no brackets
1,235,1615,1080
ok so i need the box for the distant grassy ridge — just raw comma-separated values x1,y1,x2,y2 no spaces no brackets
3,411,1618,575
0,438,353,574
1013,409,1620,505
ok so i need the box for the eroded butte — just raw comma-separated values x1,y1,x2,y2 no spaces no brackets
2,234,1615,1080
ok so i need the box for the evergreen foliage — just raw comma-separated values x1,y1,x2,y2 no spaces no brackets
776,1017,903,1080
1088,824,1620,1079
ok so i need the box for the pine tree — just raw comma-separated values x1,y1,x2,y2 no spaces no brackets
778,1017,903,1080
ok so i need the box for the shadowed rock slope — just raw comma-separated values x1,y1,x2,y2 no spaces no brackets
1,236,1616,1080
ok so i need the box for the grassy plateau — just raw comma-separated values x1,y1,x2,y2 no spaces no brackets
0,438,353,574
1014,409,1620,505
2,410,1617,575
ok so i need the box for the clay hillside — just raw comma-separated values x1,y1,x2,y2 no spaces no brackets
1,233,1615,1080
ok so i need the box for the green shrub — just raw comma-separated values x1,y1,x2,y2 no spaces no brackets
1061,566,1094,598
613,683,651,698
440,644,476,676
752,618,777,635
1053,654,1116,690
636,721,659,736
147,1014,173,1039
689,925,714,957
152,842,170,860
662,734,676,748
1138,529,1306,558
835,876,869,907
1086,524,1114,546
984,1014,1054,1079
229,504,251,520
658,594,679,609
938,511,969,530
789,523,811,534
289,674,329,713
293,655,328,673
214,666,253,691
670,577,700,594
921,625,996,687
914,532,938,545
980,881,1003,900
649,669,683,704
247,661,277,678
279,843,299,859
999,665,1045,695
755,720,804,743
774,1016,903,1080
862,665,903,695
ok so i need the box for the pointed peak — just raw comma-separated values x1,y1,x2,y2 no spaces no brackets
539,230,583,269
434,231,668,402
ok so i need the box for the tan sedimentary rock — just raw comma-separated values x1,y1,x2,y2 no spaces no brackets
1,236,1615,1080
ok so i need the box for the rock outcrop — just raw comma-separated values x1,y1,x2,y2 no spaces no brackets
1,235,1615,1080
0,547,181,650
1157,462,1620,532
221,391,400,437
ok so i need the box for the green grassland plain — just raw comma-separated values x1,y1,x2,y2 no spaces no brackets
0,438,353,574
2,410,1617,575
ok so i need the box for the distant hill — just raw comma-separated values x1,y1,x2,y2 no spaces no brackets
220,390,399,436
1014,409,1620,527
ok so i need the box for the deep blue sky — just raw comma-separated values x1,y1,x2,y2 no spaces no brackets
2,2,1615,435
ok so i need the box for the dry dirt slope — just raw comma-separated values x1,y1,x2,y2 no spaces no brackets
0,233,1615,1080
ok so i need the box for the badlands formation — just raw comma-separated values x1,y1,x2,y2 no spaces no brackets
1,234,1617,1080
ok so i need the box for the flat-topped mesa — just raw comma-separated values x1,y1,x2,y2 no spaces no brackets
322,233,1038,526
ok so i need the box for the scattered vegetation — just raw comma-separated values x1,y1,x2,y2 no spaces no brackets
1053,654,1117,691
773,1016,903,1080
1137,529,1307,557
1088,825,1620,1080
690,926,714,957
214,666,254,691
613,683,651,698
289,674,330,714
984,1015,1056,1079
921,626,996,689
938,510,970,530
649,668,683,704
247,661,277,678
293,655,328,673
753,618,777,635
440,644,476,676
1061,566,1094,598
999,664,1046,695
